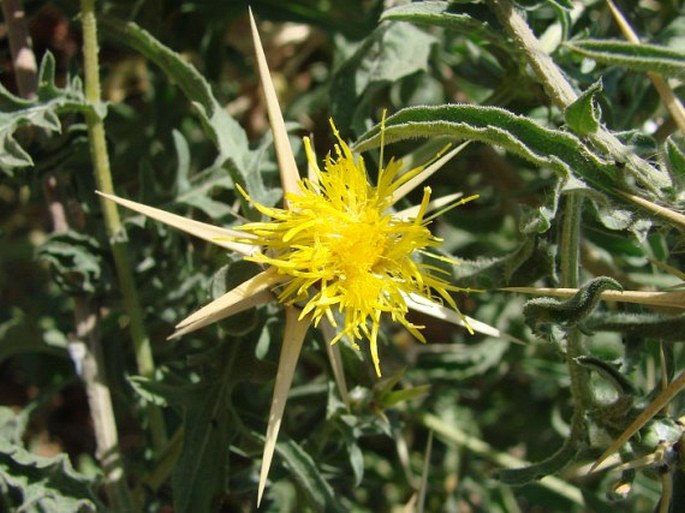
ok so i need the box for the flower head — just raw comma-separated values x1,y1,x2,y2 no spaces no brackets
237,121,466,376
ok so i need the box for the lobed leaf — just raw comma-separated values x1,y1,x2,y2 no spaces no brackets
0,437,103,513
36,230,104,297
0,53,92,174
381,1,503,46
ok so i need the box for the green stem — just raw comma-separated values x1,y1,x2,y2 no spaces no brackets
487,0,597,434
560,194,592,433
80,0,167,451
560,194,581,290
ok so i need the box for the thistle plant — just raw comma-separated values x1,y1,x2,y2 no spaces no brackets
2,1,685,513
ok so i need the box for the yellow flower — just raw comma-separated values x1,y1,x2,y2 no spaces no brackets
97,9,508,506
235,120,472,377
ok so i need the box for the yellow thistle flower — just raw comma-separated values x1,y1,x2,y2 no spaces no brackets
97,9,512,506
235,120,474,377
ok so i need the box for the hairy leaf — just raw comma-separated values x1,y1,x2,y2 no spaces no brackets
381,1,502,46
585,312,685,341
523,276,622,334
496,436,580,485
665,134,685,186
565,79,603,135
353,104,618,191
566,39,685,79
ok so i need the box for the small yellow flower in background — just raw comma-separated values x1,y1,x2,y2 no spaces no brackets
237,120,475,377
98,9,513,507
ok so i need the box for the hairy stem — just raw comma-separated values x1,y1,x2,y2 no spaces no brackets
486,0,669,193
80,0,167,451
560,194,592,419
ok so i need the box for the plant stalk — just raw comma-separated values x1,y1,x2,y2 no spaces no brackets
75,299,135,512
560,194,593,416
486,0,670,193
80,0,167,451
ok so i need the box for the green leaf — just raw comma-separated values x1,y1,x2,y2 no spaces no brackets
513,0,573,8
381,384,431,409
545,0,574,8
272,436,346,513
565,39,685,79
0,407,29,445
496,436,580,485
172,345,236,513
381,2,502,46
353,104,618,192
665,134,685,186
0,437,103,513
575,355,635,395
331,21,436,131
669,470,685,513
585,312,685,341
523,276,623,334
37,230,105,296
565,79,602,135
0,309,67,363
0,53,92,174
99,16,272,205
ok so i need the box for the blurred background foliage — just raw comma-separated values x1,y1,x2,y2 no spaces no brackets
1,0,685,512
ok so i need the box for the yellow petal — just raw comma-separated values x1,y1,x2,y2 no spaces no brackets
170,269,284,339
394,191,465,220
95,191,256,255
248,9,301,201
390,142,469,205
257,306,310,506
